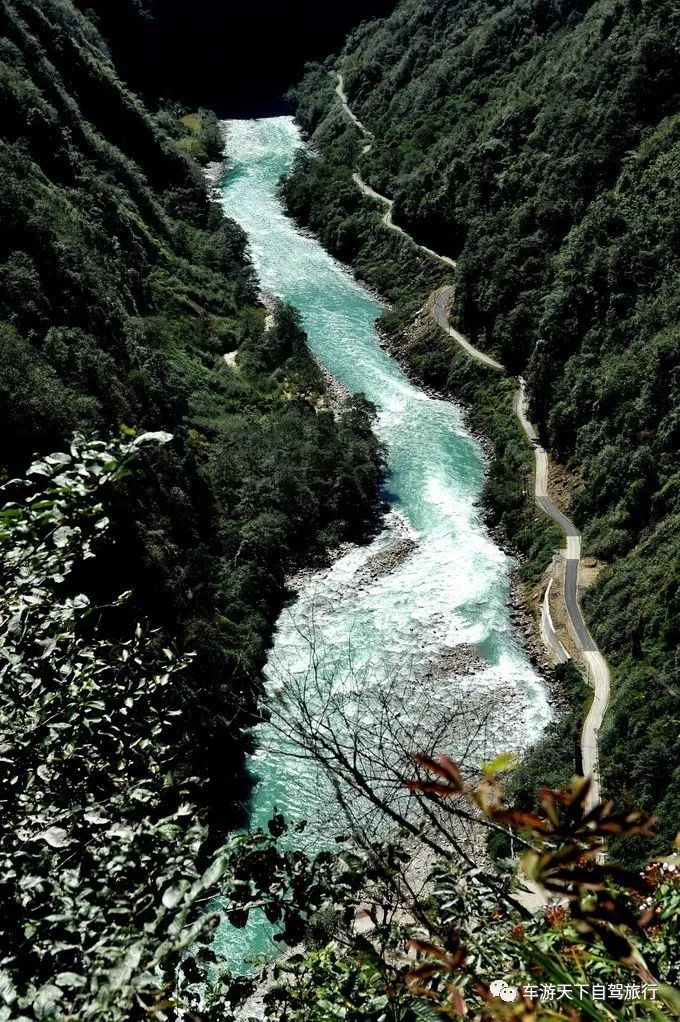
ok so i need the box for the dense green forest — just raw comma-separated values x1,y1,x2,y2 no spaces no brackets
0,0,386,1012
284,0,680,858
0,0,383,796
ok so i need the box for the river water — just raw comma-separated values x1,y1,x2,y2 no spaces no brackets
215,117,549,967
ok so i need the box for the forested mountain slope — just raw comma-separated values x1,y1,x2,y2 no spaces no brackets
285,0,679,857
0,1,386,1012
0,0,383,805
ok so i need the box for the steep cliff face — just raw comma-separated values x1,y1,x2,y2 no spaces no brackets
287,0,680,857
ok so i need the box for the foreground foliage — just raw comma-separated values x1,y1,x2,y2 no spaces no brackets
210,761,680,1022
0,435,226,1019
0,3,385,1012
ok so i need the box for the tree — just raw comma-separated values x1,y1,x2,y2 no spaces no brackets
0,432,236,1021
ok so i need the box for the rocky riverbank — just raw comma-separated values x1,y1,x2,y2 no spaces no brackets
204,122,229,195
421,643,490,679
313,355,352,412
507,577,556,679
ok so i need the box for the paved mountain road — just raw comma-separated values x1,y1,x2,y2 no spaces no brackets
434,287,505,370
333,70,610,811
336,75,458,269
514,384,595,647
514,381,609,807
335,73,373,141
352,174,458,269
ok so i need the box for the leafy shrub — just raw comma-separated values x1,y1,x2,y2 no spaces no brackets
0,434,232,1020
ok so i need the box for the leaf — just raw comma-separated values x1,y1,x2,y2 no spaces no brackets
53,527,73,549
491,808,552,835
131,431,173,448
657,985,680,1014
33,984,63,1018
410,1000,449,1021
481,751,518,777
227,908,249,928
0,970,17,1006
200,855,228,890
106,822,135,841
407,939,450,961
44,453,71,467
162,883,188,910
35,826,73,848
268,809,286,837
406,965,442,984
26,461,51,478
412,754,464,790
54,973,86,989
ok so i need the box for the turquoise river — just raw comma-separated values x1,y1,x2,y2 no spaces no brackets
215,117,550,966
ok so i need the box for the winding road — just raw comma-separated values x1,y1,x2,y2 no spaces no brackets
333,71,610,810
434,287,504,371
336,75,458,270
335,74,373,145
514,381,610,807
